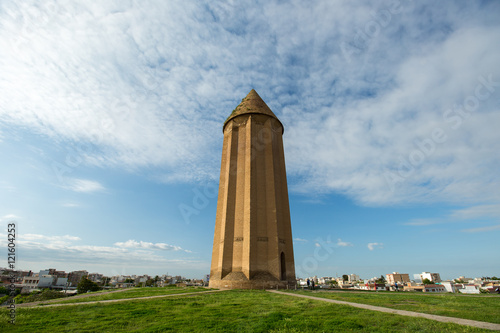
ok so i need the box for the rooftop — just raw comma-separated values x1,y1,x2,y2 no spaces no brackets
223,89,283,133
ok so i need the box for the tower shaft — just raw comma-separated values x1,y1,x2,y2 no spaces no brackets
209,90,295,289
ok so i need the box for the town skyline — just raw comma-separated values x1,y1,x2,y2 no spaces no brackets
4,263,499,283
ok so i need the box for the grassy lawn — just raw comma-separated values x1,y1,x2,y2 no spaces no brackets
286,290,500,324
44,287,211,304
0,290,491,332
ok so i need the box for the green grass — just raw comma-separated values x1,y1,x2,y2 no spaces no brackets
286,290,500,324
42,287,211,304
0,290,492,332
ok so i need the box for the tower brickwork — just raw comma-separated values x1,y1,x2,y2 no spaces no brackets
209,89,295,289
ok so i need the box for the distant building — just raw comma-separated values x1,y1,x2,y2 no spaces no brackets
386,272,410,285
115,282,134,288
135,275,150,286
481,283,500,293
360,283,388,291
460,285,480,294
318,277,334,284
456,276,473,282
54,277,69,288
38,275,57,288
88,273,104,283
348,274,360,282
47,268,68,278
67,270,88,287
338,280,354,288
440,281,457,293
420,272,441,283
405,283,446,292
39,269,50,276
21,276,40,292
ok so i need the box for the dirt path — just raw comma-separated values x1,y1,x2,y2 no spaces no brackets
2,287,134,308
14,289,223,308
268,290,500,331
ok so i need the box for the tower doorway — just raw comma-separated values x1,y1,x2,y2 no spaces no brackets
280,252,286,280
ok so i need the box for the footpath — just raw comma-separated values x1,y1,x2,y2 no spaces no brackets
268,290,500,331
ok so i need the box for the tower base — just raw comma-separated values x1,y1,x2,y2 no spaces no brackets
208,272,296,290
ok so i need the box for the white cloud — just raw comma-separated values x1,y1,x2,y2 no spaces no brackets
0,1,498,208
405,203,500,226
66,179,105,193
21,234,81,242
1,214,20,221
114,239,190,252
367,242,383,251
0,233,193,268
293,238,308,242
314,237,352,248
404,218,445,226
461,224,500,233
336,238,353,247
451,204,500,220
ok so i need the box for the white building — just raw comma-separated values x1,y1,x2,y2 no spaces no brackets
317,277,334,284
38,275,57,288
21,276,40,291
440,281,457,293
420,272,441,283
460,285,480,294
54,277,68,287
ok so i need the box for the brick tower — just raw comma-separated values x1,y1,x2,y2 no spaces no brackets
209,89,296,289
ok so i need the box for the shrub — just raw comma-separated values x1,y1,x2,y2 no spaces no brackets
0,295,10,305
14,289,68,304
77,278,100,294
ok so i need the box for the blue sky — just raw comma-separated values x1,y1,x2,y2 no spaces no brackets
0,0,499,280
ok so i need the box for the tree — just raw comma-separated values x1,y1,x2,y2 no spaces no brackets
145,279,155,287
124,278,135,284
342,275,349,282
422,278,433,285
376,275,386,284
77,277,100,293
330,280,339,288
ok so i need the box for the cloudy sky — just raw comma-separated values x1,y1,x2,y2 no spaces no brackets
0,0,499,280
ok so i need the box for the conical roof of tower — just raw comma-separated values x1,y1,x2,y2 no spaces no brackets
223,89,283,132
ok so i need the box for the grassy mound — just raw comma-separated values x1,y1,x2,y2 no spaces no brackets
0,289,494,332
